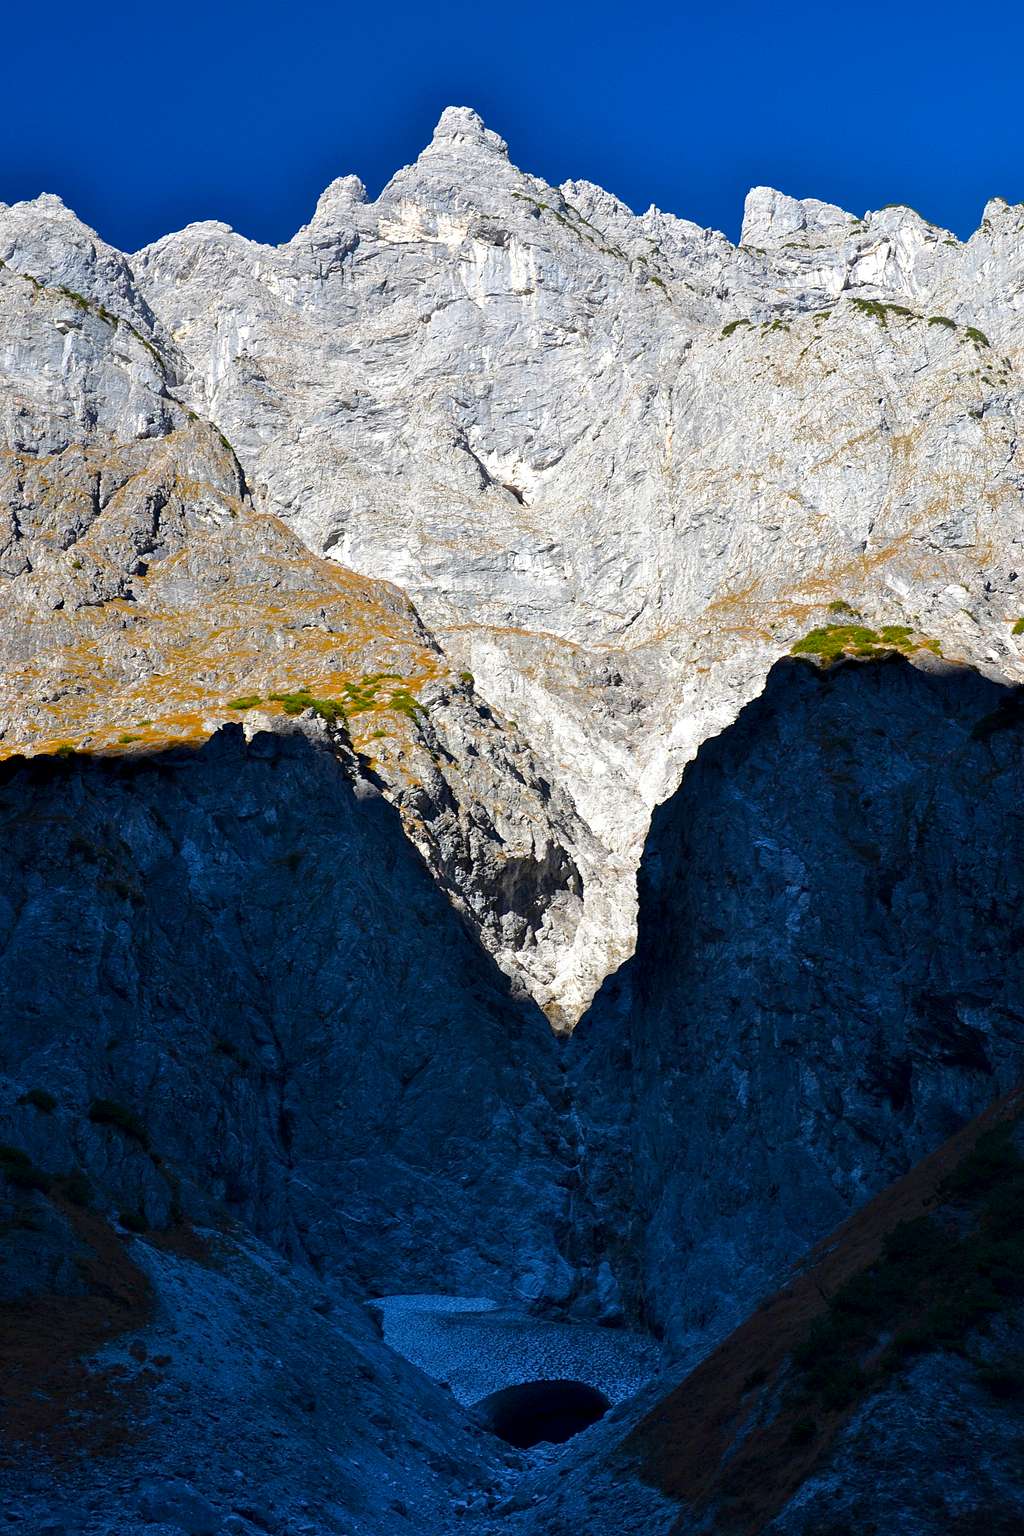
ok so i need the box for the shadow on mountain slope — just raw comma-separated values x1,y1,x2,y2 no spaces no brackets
5,655,1024,1533
520,1084,1024,1536
570,655,1024,1349
0,722,572,1311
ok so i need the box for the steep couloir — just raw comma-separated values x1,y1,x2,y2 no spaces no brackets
7,107,1024,1020
3,110,1024,1535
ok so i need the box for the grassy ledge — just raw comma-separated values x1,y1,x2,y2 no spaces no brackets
791,622,941,664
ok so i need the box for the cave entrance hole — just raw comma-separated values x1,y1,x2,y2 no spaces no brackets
475,1378,611,1449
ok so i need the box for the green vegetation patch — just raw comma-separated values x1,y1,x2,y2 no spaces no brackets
721,318,752,338
25,276,165,369
54,285,118,328
791,622,937,664
1011,618,1024,635
382,688,425,721
963,325,991,347
928,315,957,330
849,297,919,327
792,624,882,660
268,690,347,724
508,189,627,261
227,695,263,711
266,674,424,726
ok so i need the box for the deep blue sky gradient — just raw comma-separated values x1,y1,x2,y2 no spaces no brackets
3,0,1021,251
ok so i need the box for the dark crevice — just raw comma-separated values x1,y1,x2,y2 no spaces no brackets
475,1378,610,1448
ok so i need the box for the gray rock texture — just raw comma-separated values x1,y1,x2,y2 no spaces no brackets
759,1344,1024,1536
3,109,1024,1536
571,655,1024,1351
4,651,1023,1536
0,725,572,1306
0,1215,511,1536
10,108,1024,1021
0,719,593,1535
122,107,1024,1016
0,234,616,1027
500,1094,1024,1536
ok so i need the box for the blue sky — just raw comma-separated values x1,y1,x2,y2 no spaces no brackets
3,0,1021,250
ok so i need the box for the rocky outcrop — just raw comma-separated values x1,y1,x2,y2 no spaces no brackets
571,654,1024,1350
0,710,602,1532
7,652,1024,1534
0,724,574,1305
0,240,622,1026
124,107,1024,1014
10,108,1024,1021
0,1208,509,1536
5,110,1024,1535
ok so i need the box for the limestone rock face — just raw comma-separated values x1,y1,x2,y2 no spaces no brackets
571,657,1024,1350
0,237,616,1026
7,109,1024,1536
503,1094,1024,1536
120,109,1024,1014
5,110,1024,1019
0,727,572,1305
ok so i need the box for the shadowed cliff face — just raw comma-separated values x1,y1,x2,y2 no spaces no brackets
571,656,1024,1352
6,116,1024,1533
4,655,1024,1534
0,723,574,1309
6,655,1024,1343
508,1092,1024,1536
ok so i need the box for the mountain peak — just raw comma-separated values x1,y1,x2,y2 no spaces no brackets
978,194,1024,236
426,105,508,157
740,184,856,247
305,174,367,230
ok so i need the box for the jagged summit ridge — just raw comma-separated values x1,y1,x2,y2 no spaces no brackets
2,105,1024,1536
1,106,1024,1024
428,104,509,155
740,184,866,246
6,106,1020,253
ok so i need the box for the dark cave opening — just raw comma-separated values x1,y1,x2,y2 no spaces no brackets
475,1378,611,1448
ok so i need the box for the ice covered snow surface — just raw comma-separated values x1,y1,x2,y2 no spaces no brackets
372,1294,659,1407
